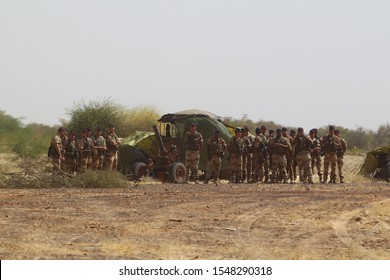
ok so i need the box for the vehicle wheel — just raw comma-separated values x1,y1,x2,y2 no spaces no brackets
171,162,187,184
132,162,148,180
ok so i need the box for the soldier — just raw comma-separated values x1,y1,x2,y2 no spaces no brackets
250,127,268,183
50,127,66,176
289,129,298,183
78,128,93,172
63,131,78,175
242,126,254,183
105,124,122,172
282,127,294,183
204,130,226,185
268,128,290,183
92,127,107,171
184,123,203,184
309,128,323,182
292,127,314,184
266,128,275,182
334,129,347,183
227,127,244,183
322,125,340,183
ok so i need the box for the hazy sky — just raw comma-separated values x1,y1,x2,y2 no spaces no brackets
1,1,389,131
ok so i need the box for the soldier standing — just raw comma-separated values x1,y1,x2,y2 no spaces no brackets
105,124,122,172
63,131,78,175
78,128,93,172
204,130,226,185
322,125,340,183
292,127,314,184
334,129,347,183
50,127,66,176
242,126,254,183
269,128,290,183
282,127,294,183
289,129,298,183
251,127,268,183
185,123,203,184
92,127,107,171
227,128,244,183
309,128,323,182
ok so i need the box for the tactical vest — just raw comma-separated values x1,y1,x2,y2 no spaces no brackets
272,137,287,155
84,137,93,152
106,133,119,152
230,137,244,154
65,140,78,158
323,135,337,153
209,140,222,155
295,135,310,153
186,132,201,151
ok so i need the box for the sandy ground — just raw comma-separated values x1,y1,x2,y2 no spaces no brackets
0,155,390,260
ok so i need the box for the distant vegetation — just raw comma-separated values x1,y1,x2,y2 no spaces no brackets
1,103,389,160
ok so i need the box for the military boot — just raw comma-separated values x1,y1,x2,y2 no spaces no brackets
319,175,323,183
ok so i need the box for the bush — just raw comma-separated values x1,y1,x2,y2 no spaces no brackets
73,170,130,188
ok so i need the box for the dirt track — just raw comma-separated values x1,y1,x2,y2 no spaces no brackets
1,181,390,260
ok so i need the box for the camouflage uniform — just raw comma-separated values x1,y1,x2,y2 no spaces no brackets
63,133,78,174
282,128,294,183
204,133,226,184
322,129,340,183
251,130,268,183
50,132,64,176
242,131,254,183
105,127,121,172
310,132,323,182
228,130,244,183
293,130,313,184
289,130,298,182
78,129,93,172
335,131,347,183
269,131,290,183
185,127,203,183
92,129,107,171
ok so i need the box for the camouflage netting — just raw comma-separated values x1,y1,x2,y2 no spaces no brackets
359,146,390,179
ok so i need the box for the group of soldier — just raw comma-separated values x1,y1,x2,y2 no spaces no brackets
49,124,122,176
184,123,347,185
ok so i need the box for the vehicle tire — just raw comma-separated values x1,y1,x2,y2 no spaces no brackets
133,162,148,180
171,162,187,184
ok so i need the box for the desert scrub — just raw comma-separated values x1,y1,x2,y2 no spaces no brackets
73,170,130,188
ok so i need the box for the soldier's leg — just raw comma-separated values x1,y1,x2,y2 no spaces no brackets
296,153,304,183
242,155,247,182
316,156,323,182
337,156,344,183
330,154,337,183
246,155,253,183
304,153,313,183
204,160,213,183
52,157,61,176
214,157,222,182
278,155,288,182
237,156,243,183
323,154,330,183
251,153,260,182
271,155,278,183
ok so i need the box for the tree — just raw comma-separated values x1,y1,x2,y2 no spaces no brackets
66,98,160,137
66,98,126,136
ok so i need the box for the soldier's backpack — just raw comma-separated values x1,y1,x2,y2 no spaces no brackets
47,143,53,158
